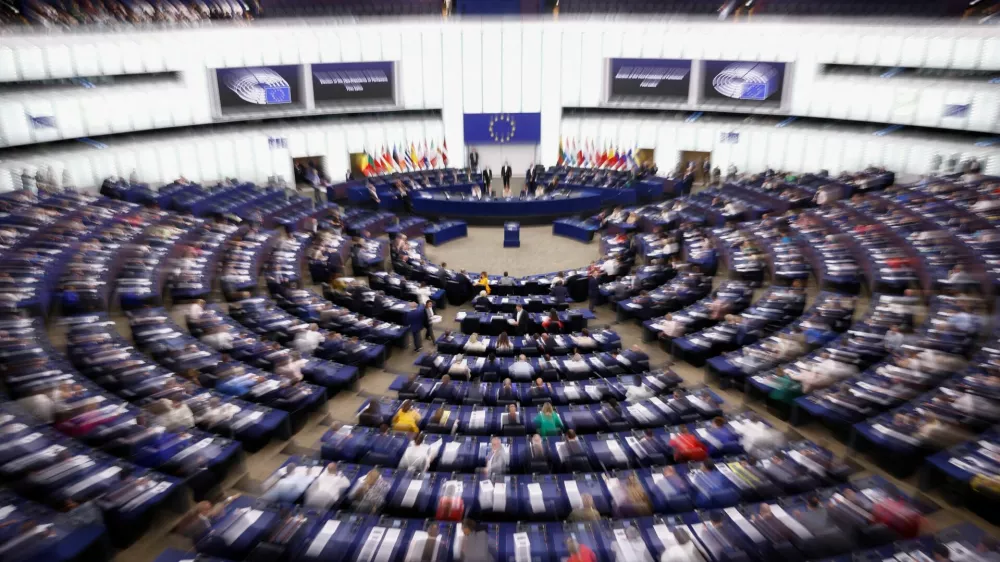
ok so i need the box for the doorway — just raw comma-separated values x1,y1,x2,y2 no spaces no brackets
680,150,712,185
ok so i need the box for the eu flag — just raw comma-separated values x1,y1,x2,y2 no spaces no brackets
463,113,542,144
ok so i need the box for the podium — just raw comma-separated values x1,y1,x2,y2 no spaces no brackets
504,222,520,247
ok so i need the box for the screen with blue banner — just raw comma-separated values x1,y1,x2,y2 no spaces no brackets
608,58,692,101
312,61,396,105
463,113,542,144
702,60,786,105
216,65,302,115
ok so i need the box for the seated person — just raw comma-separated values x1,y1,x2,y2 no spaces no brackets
432,374,459,402
358,400,383,427
605,473,653,517
173,495,241,540
598,398,625,425
348,469,390,514
509,354,535,381
398,432,441,472
391,400,421,433
484,437,509,477
794,496,831,536
447,354,472,380
497,378,517,402
570,329,599,351
261,462,317,503
568,493,601,522
541,310,564,333
533,402,564,436
303,462,351,510
565,350,590,374
426,405,454,430
464,333,488,354
501,403,521,427
526,433,550,471
146,398,195,432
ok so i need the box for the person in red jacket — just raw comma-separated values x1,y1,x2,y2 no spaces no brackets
565,536,597,562
669,426,708,462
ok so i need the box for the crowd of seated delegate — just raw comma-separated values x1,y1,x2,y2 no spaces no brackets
794,295,987,429
413,344,651,382
64,313,290,452
127,306,326,426
392,369,682,406
4,0,251,27
432,328,621,356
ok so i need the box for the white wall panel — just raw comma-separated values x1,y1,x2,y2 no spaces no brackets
251,137,272,183
981,37,1000,70
539,27,563,166
767,132,787,171
44,45,73,78
841,139,864,173
520,25,543,114
481,23,503,113
158,145,180,184
461,26,483,114
784,132,806,172
969,91,1000,132
325,129,348,181
620,25,642,58
748,131,768,172
196,141,219,182
116,150,138,181
952,37,982,70
97,42,124,76
216,139,238,180
925,36,954,68
422,30,443,109
0,46,18,81
233,137,256,182
400,29,424,110
140,40,166,73
501,25,522,113
24,99,58,144
53,97,85,140
899,36,927,67
108,93,133,133
440,27,464,158
821,137,843,174
640,27,663,58
137,148,162,184
16,46,45,81
877,35,903,67
0,102,30,146
339,29,363,62
318,33,342,63
577,29,602,107
560,29,582,107
81,96,111,137
176,145,201,182
359,27,382,62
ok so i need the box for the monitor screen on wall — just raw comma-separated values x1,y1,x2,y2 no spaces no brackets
608,58,692,101
311,62,397,106
702,60,786,105
215,65,303,115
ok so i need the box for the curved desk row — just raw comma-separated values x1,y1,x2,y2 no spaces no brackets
411,188,609,223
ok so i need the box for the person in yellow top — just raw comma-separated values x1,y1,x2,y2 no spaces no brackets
478,271,491,295
391,400,422,433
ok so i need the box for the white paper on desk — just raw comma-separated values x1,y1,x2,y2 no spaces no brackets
478,480,494,510
584,385,600,399
652,523,675,547
606,439,627,463
372,527,400,562
305,520,341,558
442,442,460,464
401,479,423,508
696,428,722,449
513,532,532,562
725,507,765,543
456,312,467,321
625,436,645,458
356,526,386,562
770,505,812,539
564,480,583,509
492,482,507,512
0,506,15,521
527,483,545,513
223,509,263,545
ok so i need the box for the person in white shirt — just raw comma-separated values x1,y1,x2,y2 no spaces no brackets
601,258,619,277
448,354,472,378
303,462,351,509
660,527,706,562
186,299,206,321
148,398,195,431
509,354,535,380
471,184,482,198
197,397,240,427
625,382,656,403
413,283,433,306
613,526,654,562
398,432,441,472
659,314,685,338
294,324,325,354
200,325,234,351
276,352,307,384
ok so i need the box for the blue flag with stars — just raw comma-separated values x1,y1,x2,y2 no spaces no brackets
463,113,542,144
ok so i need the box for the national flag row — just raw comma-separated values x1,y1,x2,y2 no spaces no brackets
557,138,641,171
358,140,450,177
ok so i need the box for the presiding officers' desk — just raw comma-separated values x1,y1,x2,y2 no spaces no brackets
411,188,609,224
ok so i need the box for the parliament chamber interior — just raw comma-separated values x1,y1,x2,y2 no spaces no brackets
1,1,1000,561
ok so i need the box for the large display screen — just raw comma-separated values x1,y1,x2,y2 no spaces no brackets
608,58,692,101
215,65,303,114
702,60,786,104
311,61,396,105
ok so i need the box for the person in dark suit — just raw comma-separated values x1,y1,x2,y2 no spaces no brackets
406,302,425,351
423,300,436,342
513,304,528,336
474,291,491,312
524,166,535,193
469,148,479,173
433,374,458,402
550,281,570,305
482,167,493,193
587,272,601,312
497,378,516,402
501,162,512,189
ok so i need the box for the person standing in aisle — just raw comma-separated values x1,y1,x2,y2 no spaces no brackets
501,161,512,190
482,166,493,194
469,148,479,173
